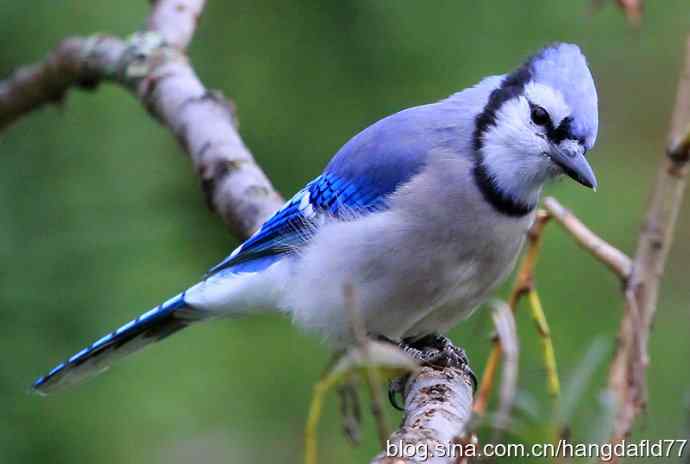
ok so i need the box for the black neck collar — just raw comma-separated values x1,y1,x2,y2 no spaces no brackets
471,59,536,217
472,161,535,217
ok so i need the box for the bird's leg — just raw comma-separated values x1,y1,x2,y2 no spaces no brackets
387,334,477,410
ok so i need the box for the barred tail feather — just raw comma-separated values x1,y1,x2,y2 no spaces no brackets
31,291,207,395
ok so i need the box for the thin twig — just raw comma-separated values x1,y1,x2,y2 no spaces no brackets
615,0,644,26
305,340,417,464
476,194,633,415
337,376,362,445
527,289,560,399
544,197,632,281
490,300,519,439
590,0,644,27
305,366,341,464
0,36,126,132
363,366,389,449
474,348,501,417
607,34,690,447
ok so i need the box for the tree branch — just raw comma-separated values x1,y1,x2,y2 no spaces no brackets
607,34,690,445
0,0,283,239
370,365,475,464
490,301,519,439
543,197,632,280
148,0,206,50
0,36,126,132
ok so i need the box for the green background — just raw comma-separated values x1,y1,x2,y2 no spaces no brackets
1,1,688,462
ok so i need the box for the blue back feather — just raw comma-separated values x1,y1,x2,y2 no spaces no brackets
206,104,447,276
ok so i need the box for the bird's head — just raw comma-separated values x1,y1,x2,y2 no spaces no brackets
473,43,598,215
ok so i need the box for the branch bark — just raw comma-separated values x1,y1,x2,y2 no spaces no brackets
0,36,126,132
370,365,475,464
490,301,519,439
607,34,690,444
148,0,206,50
0,0,283,239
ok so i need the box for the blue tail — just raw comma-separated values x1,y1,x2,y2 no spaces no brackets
32,291,207,395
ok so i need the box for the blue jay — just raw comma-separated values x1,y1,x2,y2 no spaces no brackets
33,42,598,395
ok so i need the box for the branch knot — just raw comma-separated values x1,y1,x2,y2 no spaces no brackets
119,32,181,85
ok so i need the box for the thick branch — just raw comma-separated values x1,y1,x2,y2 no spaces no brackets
123,34,283,236
371,366,475,464
0,36,126,132
0,1,283,239
607,34,690,444
543,197,632,280
148,0,206,50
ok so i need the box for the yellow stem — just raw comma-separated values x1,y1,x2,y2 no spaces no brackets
305,371,341,464
474,341,501,414
527,288,560,397
362,366,389,447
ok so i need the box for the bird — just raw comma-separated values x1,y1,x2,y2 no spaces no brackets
32,42,598,395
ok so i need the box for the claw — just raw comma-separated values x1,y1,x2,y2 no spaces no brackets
399,334,477,394
465,364,478,394
387,375,407,411
380,333,476,411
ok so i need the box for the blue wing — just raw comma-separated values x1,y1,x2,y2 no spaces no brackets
207,103,446,276
205,173,385,276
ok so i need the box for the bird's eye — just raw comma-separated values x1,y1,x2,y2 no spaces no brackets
530,105,550,126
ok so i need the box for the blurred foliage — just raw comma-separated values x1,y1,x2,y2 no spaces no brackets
1,1,689,463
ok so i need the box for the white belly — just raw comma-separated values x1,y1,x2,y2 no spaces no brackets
283,206,531,346
403,233,525,338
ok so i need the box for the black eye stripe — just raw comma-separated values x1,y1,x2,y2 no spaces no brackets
528,102,578,145
551,118,568,142
550,116,575,143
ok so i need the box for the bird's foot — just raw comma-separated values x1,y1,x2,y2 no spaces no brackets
387,334,477,410
402,334,472,369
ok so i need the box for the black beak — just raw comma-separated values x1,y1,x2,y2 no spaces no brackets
549,141,597,190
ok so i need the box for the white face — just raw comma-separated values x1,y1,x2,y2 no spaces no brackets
480,82,576,205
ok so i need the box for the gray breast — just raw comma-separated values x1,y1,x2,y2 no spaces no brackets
389,153,534,337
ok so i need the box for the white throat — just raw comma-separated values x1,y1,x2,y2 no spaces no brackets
478,88,569,208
